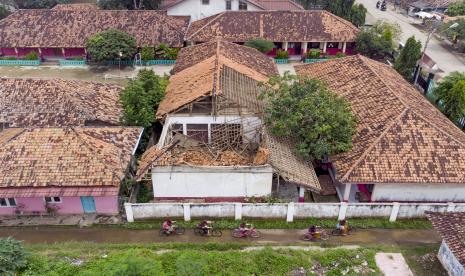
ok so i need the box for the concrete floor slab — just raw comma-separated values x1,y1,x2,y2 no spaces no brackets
375,252,414,276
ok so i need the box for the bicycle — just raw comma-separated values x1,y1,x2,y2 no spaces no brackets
301,227,330,241
159,222,186,236
194,226,222,237
331,224,356,236
232,227,261,238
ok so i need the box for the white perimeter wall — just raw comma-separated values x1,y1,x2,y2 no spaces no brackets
438,241,465,276
151,165,273,198
166,0,262,21
372,183,465,202
125,202,465,221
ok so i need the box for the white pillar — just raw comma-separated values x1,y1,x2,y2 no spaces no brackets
302,42,307,56
322,42,327,54
286,202,295,222
343,184,351,202
183,203,191,221
338,202,348,220
283,42,288,51
298,187,305,203
38,48,42,55
124,203,134,222
235,203,242,220
342,42,347,53
389,202,400,222
61,48,66,58
14,47,18,57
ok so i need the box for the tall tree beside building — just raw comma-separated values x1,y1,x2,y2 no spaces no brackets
86,29,137,62
394,36,422,81
262,74,356,160
349,4,367,27
97,0,162,9
434,72,465,127
298,0,367,27
0,5,10,20
11,0,69,9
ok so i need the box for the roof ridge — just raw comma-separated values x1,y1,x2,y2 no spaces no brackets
339,108,409,182
186,12,225,41
0,128,26,147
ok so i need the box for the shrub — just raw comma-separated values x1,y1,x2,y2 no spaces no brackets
244,39,275,53
446,0,465,16
140,45,155,61
86,29,137,62
394,36,422,81
155,43,179,60
23,51,39,60
0,237,29,275
335,52,346,58
275,49,289,59
306,49,321,59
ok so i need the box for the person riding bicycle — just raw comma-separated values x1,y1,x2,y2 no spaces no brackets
162,219,175,234
197,220,212,236
239,222,251,237
336,219,348,236
308,225,321,239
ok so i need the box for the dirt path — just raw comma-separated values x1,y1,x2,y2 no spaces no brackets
0,227,440,246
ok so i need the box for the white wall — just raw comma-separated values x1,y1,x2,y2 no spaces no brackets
159,115,262,148
151,165,273,198
438,241,465,276
166,0,262,21
372,183,465,202
125,202,465,222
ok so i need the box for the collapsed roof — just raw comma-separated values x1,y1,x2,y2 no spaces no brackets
295,55,465,185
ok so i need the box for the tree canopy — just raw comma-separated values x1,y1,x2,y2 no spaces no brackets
97,0,161,9
394,36,422,81
0,237,28,275
355,20,401,60
262,74,356,160
298,0,367,27
446,0,465,16
121,69,168,128
244,39,275,53
9,0,69,9
349,4,367,27
86,29,137,62
435,72,465,126
0,5,10,20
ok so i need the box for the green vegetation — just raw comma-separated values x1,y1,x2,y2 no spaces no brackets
136,182,153,203
446,0,465,16
440,19,465,52
86,29,137,62
155,43,179,60
275,49,289,59
262,74,356,160
394,36,422,81
23,51,39,60
0,237,29,275
349,3,367,27
298,0,367,27
140,45,155,61
98,0,162,9
120,69,168,128
0,4,10,20
433,72,465,127
244,39,275,53
121,217,432,230
356,21,401,60
306,49,321,59
22,243,379,276
9,0,69,9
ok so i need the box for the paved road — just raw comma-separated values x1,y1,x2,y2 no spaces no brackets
357,0,465,76
0,227,441,245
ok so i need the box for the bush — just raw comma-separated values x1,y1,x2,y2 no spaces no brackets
86,29,137,62
0,56,17,60
23,51,39,60
140,45,155,61
244,39,275,53
0,5,10,20
446,0,465,16
0,237,29,275
275,49,289,59
335,52,346,58
306,49,321,59
155,43,179,60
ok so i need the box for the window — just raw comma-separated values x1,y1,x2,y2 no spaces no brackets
327,42,339,49
226,0,232,10
239,1,248,10
309,42,320,49
186,124,209,143
0,198,16,207
202,0,209,4
45,197,62,203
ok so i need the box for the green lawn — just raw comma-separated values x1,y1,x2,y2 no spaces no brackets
20,242,445,276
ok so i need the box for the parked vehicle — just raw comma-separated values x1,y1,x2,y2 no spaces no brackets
301,226,330,241
232,223,261,238
381,3,387,11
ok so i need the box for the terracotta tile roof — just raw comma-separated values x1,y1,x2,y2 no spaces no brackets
0,127,142,188
52,3,99,10
156,39,278,117
426,212,465,266
186,10,358,43
0,7,190,48
0,186,119,197
256,0,304,10
295,55,465,185
0,78,123,127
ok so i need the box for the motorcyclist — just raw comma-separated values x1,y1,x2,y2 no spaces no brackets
376,1,380,8
162,219,175,234
197,220,212,236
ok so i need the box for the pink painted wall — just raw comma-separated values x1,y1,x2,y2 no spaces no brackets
326,48,342,55
64,48,85,58
17,48,38,56
41,48,59,57
0,196,119,216
95,196,119,214
0,48,16,56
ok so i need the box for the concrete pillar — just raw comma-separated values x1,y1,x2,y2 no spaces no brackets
342,42,347,53
447,202,456,212
283,42,288,51
61,48,66,58
286,202,294,222
14,47,18,57
235,203,242,220
183,203,191,221
338,202,348,220
298,187,305,203
124,203,134,222
38,48,42,55
322,42,327,54
343,184,351,202
389,202,400,222
302,42,308,56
